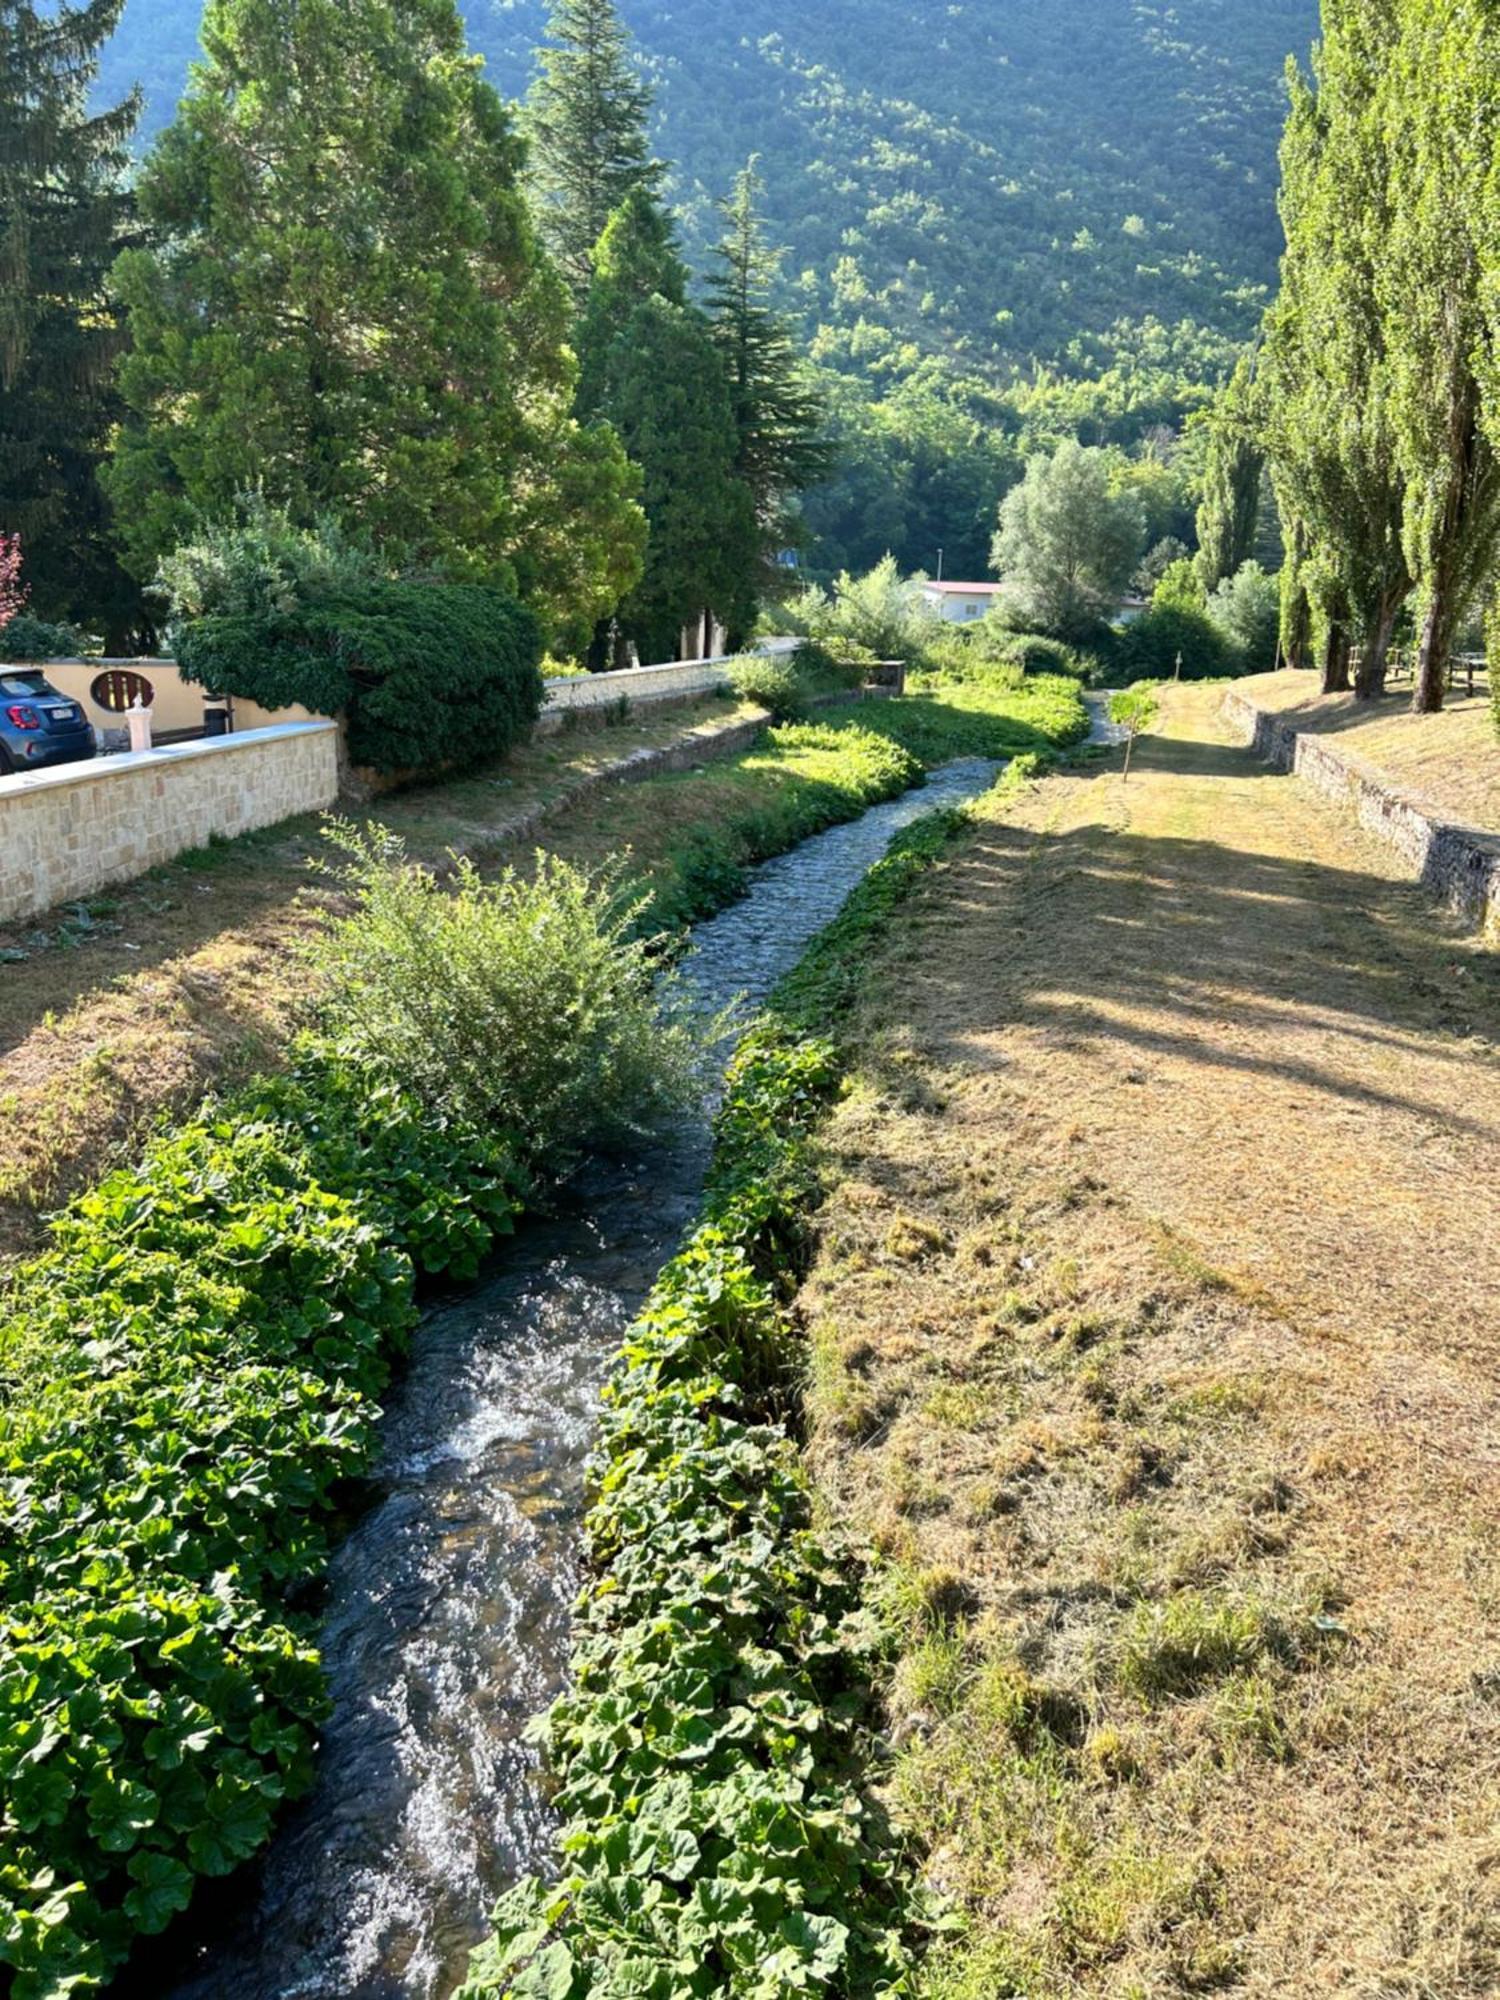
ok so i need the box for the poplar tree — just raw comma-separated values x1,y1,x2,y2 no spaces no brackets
1194,353,1264,593
1378,0,1500,712
1259,6,1410,697
705,157,830,576
527,0,660,303
106,0,642,640
0,0,140,635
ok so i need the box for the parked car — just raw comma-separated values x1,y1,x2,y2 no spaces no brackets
0,668,97,775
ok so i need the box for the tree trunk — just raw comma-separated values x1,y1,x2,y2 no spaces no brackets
1354,597,1402,700
1320,619,1351,694
1413,596,1449,713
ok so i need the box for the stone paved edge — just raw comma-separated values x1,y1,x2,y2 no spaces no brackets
1221,685,1500,933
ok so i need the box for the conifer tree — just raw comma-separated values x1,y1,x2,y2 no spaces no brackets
527,0,660,302
0,0,140,636
105,0,642,640
705,157,830,577
580,190,757,662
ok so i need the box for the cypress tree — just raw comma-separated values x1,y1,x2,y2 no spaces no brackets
704,156,830,578
0,0,140,638
105,0,642,640
527,0,660,303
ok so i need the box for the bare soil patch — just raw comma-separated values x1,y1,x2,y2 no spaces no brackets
801,685,1500,1996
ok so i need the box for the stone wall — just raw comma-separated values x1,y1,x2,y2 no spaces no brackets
0,723,340,926
1222,687,1500,932
535,655,740,734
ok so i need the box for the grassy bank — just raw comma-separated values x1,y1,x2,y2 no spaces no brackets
0,675,1085,1263
793,685,1500,1996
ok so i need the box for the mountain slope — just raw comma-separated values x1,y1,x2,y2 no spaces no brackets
100,0,1316,395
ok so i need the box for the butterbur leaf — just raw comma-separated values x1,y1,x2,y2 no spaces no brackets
123,1851,195,1935
86,1775,159,1853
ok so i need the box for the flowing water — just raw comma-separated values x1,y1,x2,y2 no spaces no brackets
135,759,998,2000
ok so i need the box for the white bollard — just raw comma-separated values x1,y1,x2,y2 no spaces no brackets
126,695,154,754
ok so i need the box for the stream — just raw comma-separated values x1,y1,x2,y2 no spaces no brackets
133,757,999,2000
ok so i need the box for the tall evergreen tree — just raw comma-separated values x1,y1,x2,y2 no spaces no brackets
580,190,757,662
704,157,830,578
0,0,140,637
526,0,660,303
105,0,643,641
1193,353,1264,592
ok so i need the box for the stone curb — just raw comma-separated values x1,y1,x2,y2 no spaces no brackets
1222,686,1500,934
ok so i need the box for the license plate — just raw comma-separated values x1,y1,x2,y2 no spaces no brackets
43,704,78,722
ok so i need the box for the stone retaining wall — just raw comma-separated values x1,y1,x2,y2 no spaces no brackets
0,723,339,926
1222,687,1500,931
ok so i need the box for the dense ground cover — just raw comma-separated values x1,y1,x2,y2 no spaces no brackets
792,685,1500,1993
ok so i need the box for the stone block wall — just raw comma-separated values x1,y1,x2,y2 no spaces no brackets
1222,687,1500,932
0,722,340,926
535,656,739,734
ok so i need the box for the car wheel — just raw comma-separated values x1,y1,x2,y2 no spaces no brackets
0,745,13,776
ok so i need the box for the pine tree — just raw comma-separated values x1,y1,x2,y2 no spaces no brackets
1193,354,1264,593
527,0,660,303
0,0,140,637
704,157,830,577
105,0,642,640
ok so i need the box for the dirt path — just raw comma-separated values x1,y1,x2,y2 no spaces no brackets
802,685,1500,1996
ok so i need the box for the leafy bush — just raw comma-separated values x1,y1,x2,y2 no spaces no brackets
0,611,93,660
1206,560,1281,672
795,554,942,663
457,804,995,2000
177,580,545,774
1114,603,1234,684
303,824,706,1164
729,655,808,721
1152,555,1207,614
153,492,378,629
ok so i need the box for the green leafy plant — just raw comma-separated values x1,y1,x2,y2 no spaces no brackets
304,824,708,1164
729,655,808,721
1108,683,1161,780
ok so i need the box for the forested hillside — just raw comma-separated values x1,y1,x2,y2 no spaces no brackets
95,0,1316,574
103,2,1313,385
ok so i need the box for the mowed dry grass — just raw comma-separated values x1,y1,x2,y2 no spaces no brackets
800,685,1500,1996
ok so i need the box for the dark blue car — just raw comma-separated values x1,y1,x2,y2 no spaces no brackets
0,668,96,775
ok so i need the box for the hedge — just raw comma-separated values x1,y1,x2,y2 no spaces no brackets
176,581,545,774
459,801,994,2000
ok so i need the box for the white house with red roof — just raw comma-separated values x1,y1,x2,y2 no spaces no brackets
918,579,1004,624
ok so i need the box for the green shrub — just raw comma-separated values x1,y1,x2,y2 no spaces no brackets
729,654,807,720
1,611,93,660
1206,561,1281,672
153,492,377,628
304,824,707,1164
177,581,545,774
1115,604,1234,685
